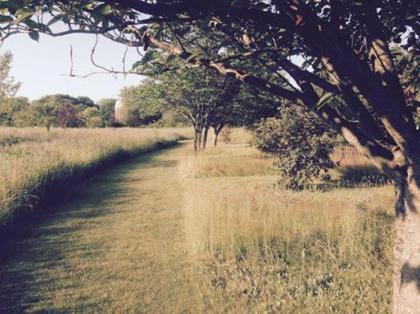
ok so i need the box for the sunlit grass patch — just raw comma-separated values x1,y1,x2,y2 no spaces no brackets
0,127,192,231
179,144,274,178
182,140,395,312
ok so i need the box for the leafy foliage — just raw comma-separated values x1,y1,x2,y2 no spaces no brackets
254,105,335,190
392,46,420,127
1,94,113,129
119,82,163,126
96,98,116,127
0,51,20,99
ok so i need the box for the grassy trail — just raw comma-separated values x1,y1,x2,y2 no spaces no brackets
0,142,197,313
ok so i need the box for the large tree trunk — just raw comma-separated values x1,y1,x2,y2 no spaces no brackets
213,129,220,147
202,125,209,151
395,161,420,217
393,157,420,313
193,127,200,154
197,128,202,153
213,124,224,147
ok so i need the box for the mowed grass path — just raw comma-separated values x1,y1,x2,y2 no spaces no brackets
0,142,198,313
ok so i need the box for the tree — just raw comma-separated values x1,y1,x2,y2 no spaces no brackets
29,95,86,129
119,84,163,126
55,101,84,128
82,107,104,128
96,98,116,127
27,98,57,131
0,51,20,99
0,97,29,126
255,104,335,190
77,96,95,108
154,67,240,152
0,51,21,125
393,46,420,129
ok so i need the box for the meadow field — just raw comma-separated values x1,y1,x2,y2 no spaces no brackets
0,127,191,232
0,127,396,312
181,129,395,312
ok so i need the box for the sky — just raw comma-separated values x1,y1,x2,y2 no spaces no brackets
1,33,144,101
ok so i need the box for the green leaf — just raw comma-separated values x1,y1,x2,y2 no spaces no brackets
0,15,13,23
82,2,95,10
14,8,33,24
142,50,158,64
47,14,63,26
316,92,334,109
28,31,39,41
15,8,32,16
23,18,38,28
94,4,112,16
131,60,143,70
165,54,177,64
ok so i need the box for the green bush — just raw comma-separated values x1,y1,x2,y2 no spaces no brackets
254,105,335,190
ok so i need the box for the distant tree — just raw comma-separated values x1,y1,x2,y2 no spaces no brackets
0,51,21,126
29,95,85,130
205,78,241,148
0,97,29,126
82,107,104,128
77,96,95,109
116,102,141,127
157,111,189,128
0,51,20,99
119,83,163,126
96,98,116,127
55,101,84,128
156,67,241,152
27,99,57,131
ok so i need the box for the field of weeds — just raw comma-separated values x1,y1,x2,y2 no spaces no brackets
181,128,395,313
0,127,396,312
0,127,191,231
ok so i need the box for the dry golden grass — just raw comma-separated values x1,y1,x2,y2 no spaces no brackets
331,145,373,168
184,177,394,253
181,131,395,312
0,127,396,312
179,144,274,178
221,127,254,145
0,127,192,229
0,143,199,313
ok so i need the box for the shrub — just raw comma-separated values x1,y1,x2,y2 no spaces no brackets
254,104,335,190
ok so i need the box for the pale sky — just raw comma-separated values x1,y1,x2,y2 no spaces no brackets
1,33,144,101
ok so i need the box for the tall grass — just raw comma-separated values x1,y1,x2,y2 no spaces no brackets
181,129,395,312
0,127,192,231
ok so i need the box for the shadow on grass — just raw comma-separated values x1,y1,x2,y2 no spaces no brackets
401,263,420,292
0,145,179,312
314,165,391,191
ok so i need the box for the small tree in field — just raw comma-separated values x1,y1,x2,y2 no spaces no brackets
119,84,163,126
96,98,116,127
82,107,104,128
0,51,21,126
255,105,335,190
